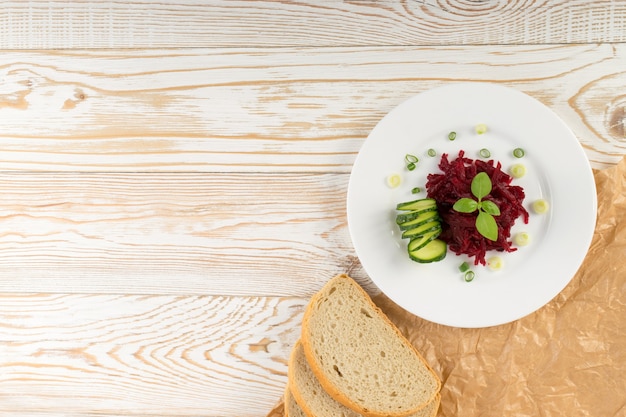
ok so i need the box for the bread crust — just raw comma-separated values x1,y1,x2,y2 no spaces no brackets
300,274,441,417
290,336,441,417
284,385,307,417
284,385,292,417
422,393,441,417
287,340,316,417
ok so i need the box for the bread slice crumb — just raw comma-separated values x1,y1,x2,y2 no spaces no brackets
300,274,441,417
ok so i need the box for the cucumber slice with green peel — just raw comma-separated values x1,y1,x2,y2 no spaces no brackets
407,228,441,252
401,221,441,239
396,198,437,211
395,197,447,264
395,206,438,225
397,210,440,230
408,239,447,263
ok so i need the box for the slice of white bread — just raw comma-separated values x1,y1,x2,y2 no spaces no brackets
284,386,307,417
300,274,441,417
289,339,362,417
289,339,440,417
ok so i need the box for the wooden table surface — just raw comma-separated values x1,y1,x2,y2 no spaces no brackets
1,1,625,416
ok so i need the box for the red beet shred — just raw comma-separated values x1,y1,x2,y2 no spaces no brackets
426,150,529,265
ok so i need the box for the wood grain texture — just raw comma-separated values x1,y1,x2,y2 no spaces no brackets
0,293,305,416
1,1,624,416
0,44,624,171
0,172,366,296
0,0,625,49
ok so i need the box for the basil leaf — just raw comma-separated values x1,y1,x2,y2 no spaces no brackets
481,200,501,216
476,211,498,241
453,198,479,213
471,172,492,200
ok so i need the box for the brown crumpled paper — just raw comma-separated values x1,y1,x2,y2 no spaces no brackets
269,157,626,417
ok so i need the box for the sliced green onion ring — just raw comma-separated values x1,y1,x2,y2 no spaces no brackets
487,256,503,271
411,187,421,194
459,261,470,273
464,270,475,282
510,163,526,178
386,173,402,188
479,148,491,158
514,231,531,246
427,148,437,157
448,131,457,141
532,199,549,214
513,148,525,158
405,154,418,171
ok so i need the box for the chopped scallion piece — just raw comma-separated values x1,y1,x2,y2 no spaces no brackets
532,199,550,214
448,131,457,141
479,148,491,158
427,148,437,157
475,123,487,134
405,154,418,171
459,261,470,273
386,173,402,188
513,148,525,158
487,256,503,271
510,163,526,178
464,270,475,282
514,232,531,246
411,187,421,194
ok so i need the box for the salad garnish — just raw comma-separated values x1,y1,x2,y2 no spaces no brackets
532,199,549,214
514,232,531,246
459,262,470,273
386,173,402,188
479,148,491,158
452,172,501,241
487,256,504,271
475,123,488,134
395,198,447,263
510,163,526,178
405,154,418,171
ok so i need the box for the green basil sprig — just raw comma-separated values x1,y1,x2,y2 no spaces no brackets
453,172,500,241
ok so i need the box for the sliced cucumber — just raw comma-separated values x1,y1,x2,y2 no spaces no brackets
407,228,441,252
397,210,440,230
395,197,447,264
396,198,437,211
395,206,438,225
401,221,441,239
408,238,447,263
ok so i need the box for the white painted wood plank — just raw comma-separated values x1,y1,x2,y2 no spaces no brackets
0,293,305,416
0,0,625,49
0,172,366,296
0,45,624,171
0,3,624,416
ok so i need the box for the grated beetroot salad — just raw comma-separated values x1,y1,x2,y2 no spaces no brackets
426,150,529,265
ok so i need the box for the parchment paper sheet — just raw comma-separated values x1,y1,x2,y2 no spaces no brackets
268,157,626,417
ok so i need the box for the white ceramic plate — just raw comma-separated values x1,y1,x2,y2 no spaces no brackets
347,83,597,328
